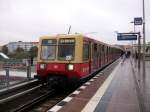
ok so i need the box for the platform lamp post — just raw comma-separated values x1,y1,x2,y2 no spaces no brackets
142,0,146,77
130,21,136,58
132,17,144,72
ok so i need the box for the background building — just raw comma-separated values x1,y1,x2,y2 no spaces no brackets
7,41,38,53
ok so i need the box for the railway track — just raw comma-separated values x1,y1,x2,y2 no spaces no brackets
0,79,39,101
12,88,56,112
0,79,38,96
0,79,50,112
27,86,79,112
0,77,76,112
0,82,56,112
0,82,77,112
0,60,119,112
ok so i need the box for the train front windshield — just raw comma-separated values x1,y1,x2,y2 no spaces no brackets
41,39,56,60
40,38,75,61
58,38,75,60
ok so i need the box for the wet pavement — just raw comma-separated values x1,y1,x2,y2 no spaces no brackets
94,58,140,112
54,58,150,112
88,58,150,112
131,60,150,112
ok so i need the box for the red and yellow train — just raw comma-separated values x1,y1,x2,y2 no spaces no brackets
36,34,122,84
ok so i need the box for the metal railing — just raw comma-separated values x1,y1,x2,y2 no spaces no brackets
0,59,36,88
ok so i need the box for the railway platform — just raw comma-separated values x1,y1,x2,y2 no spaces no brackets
48,58,150,112
0,75,26,89
0,70,35,89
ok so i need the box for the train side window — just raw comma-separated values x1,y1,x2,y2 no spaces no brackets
83,44,89,61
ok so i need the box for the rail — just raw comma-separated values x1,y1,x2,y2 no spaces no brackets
0,58,120,112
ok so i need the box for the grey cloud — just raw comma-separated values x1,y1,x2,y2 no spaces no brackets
0,0,149,45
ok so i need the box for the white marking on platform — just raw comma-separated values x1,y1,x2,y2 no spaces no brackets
73,90,80,95
85,82,91,85
93,76,98,79
63,97,73,102
80,85,87,89
97,74,100,77
81,62,121,112
98,72,103,75
90,79,95,82
48,105,62,112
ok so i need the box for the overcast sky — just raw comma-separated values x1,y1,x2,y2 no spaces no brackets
0,0,150,45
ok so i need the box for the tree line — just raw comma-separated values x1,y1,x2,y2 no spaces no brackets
1,45,38,59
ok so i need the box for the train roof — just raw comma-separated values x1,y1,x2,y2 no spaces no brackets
40,34,83,39
40,34,122,50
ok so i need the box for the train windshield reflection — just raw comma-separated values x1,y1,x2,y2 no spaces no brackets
58,44,74,60
41,45,56,60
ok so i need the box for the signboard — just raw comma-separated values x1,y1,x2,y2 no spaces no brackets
59,38,75,44
117,34,137,41
42,39,56,45
134,17,143,25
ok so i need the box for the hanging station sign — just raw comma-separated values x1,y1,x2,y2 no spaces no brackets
117,33,137,41
134,17,143,25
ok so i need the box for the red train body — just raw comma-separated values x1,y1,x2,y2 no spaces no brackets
36,34,123,83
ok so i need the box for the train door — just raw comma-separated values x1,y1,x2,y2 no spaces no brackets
99,44,101,68
112,48,114,61
93,43,98,70
83,41,90,75
90,43,96,72
110,47,112,62
90,42,94,72
105,46,107,64
105,46,108,64
103,45,106,65
101,45,104,66
107,47,109,63
89,42,91,73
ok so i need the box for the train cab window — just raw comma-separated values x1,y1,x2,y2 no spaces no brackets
83,44,89,61
58,38,75,60
40,39,56,60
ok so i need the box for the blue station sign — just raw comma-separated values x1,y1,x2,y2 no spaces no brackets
117,34,137,41
134,17,143,25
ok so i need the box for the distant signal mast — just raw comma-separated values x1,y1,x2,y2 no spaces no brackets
68,25,71,34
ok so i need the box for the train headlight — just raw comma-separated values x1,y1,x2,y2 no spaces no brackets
67,64,74,71
40,64,46,69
